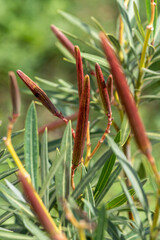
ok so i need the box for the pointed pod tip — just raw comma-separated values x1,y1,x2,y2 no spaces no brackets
74,46,80,57
16,70,22,76
84,74,90,82
74,45,80,54
95,62,100,70
8,71,15,77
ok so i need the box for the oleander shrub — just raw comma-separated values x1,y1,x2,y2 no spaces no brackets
0,0,160,239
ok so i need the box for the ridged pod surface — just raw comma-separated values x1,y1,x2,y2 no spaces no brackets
17,70,66,121
72,75,90,169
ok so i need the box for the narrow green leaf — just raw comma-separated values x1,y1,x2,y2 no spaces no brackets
133,28,144,44
0,167,18,180
133,2,145,39
39,148,65,198
55,121,72,211
106,135,149,214
0,230,36,240
145,0,151,23
95,164,122,206
154,16,160,46
0,150,5,159
58,10,99,40
5,180,26,203
35,77,58,88
91,16,120,52
143,68,160,76
23,217,50,240
147,132,160,141
25,102,39,190
0,183,34,218
96,206,106,240
82,165,95,219
94,131,121,201
106,188,135,210
40,128,49,209
72,149,112,199
153,0,158,36
120,178,142,232
81,52,109,68
107,219,125,240
140,94,160,101
116,0,134,47
0,212,14,225
128,0,140,23
121,116,131,146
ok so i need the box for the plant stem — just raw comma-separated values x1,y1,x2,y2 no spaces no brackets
135,28,152,102
135,0,156,103
151,189,160,239
87,113,112,162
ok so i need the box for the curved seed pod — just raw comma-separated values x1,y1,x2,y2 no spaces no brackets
9,71,21,117
72,75,90,169
75,46,84,99
95,63,111,116
51,25,75,57
17,70,66,121
100,32,151,156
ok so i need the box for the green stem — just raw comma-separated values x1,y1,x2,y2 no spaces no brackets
135,28,152,103
151,189,160,240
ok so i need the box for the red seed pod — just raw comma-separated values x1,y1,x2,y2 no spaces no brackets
106,74,114,104
72,75,90,169
17,70,66,121
51,25,75,57
75,46,84,99
9,71,21,117
100,32,151,156
95,63,111,116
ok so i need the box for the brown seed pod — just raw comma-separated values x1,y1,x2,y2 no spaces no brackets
72,75,90,169
100,32,151,156
17,70,66,121
95,63,111,116
9,71,21,117
51,25,75,57
106,74,114,104
75,46,84,99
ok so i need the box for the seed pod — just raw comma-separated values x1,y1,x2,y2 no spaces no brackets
95,63,111,116
72,75,90,169
106,74,114,104
100,32,151,156
51,25,75,57
17,70,66,121
9,71,21,117
75,46,84,99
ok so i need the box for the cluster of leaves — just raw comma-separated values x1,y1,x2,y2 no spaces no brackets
0,0,160,239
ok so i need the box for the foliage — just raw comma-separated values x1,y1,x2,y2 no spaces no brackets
0,0,160,240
